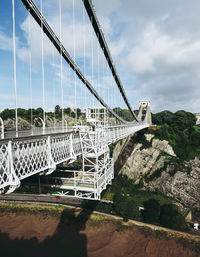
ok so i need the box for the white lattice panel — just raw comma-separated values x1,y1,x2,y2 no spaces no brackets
13,138,49,180
51,134,71,164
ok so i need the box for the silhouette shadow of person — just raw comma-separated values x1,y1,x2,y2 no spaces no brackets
0,206,97,257
41,208,90,257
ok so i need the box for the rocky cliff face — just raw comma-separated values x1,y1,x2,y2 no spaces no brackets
113,133,200,213
4,117,31,130
3,115,77,130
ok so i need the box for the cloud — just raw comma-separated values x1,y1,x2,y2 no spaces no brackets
126,24,200,74
122,23,200,112
93,0,200,113
1,0,200,113
108,38,126,59
18,8,97,71
0,31,13,51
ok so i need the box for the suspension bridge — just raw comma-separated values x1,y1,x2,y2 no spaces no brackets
0,0,152,200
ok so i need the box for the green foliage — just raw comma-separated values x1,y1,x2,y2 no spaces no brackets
64,107,71,114
110,174,139,196
109,175,188,230
134,129,152,150
109,141,118,158
0,107,85,123
71,112,75,118
81,200,115,216
141,200,187,230
159,204,187,231
77,108,82,118
152,110,196,129
0,202,65,217
113,194,140,220
151,110,200,160
141,198,160,223
110,175,172,204
112,107,135,122
0,108,16,120
55,105,61,114
144,161,168,182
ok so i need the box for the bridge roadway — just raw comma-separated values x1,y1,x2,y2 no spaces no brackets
0,193,112,207
0,123,148,198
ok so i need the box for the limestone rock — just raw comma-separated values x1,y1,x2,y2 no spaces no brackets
113,133,200,211
4,117,31,130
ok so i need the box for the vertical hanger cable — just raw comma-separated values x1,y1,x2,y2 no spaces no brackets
59,0,64,128
12,0,18,136
40,0,46,128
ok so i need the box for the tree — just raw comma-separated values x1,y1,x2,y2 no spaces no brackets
34,108,43,117
64,107,71,115
152,110,174,125
55,105,61,115
77,108,82,118
0,108,15,120
114,194,128,219
173,110,196,129
113,194,139,220
159,204,187,231
112,107,134,122
141,198,160,223
71,112,75,118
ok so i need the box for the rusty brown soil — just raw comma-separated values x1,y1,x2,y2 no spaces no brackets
0,201,199,257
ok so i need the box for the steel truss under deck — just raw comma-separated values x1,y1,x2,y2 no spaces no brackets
52,127,114,200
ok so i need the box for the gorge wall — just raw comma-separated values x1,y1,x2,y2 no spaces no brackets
113,133,200,216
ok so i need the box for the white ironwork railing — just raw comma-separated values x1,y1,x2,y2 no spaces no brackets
0,123,148,196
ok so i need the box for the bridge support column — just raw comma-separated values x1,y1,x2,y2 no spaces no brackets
44,136,57,175
5,141,20,194
69,133,76,163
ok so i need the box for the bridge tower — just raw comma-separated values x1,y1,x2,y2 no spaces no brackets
138,101,152,125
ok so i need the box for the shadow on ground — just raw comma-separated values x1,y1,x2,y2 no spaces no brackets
0,207,95,257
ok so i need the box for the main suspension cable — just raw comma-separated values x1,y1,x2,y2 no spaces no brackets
82,0,138,122
21,0,131,124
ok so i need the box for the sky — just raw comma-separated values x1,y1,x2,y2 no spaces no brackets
0,0,200,114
